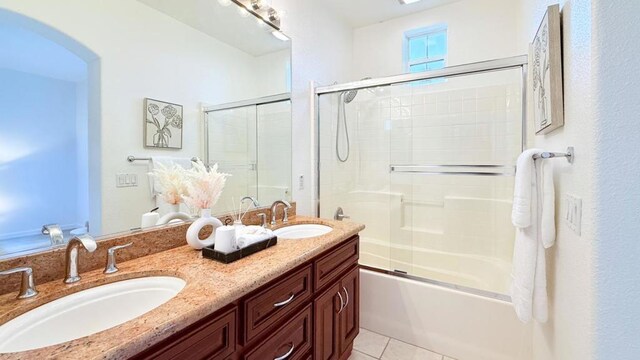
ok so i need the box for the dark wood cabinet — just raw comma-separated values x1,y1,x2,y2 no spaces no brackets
133,235,359,360
243,304,313,360
339,266,359,355
313,264,360,360
313,282,341,360
132,306,237,360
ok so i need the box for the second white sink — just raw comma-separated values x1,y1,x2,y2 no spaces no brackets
274,224,333,239
0,276,186,353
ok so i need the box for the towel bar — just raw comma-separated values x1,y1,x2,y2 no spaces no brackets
127,156,199,163
532,147,574,164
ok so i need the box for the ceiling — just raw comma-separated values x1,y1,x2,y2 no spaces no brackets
138,0,290,57
320,0,462,28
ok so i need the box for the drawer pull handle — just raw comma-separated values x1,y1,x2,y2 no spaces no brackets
274,343,295,360
337,291,345,314
343,286,349,308
274,293,295,307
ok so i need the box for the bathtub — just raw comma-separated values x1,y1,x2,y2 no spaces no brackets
359,268,532,360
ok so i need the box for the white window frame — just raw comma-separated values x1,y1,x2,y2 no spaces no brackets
403,24,448,73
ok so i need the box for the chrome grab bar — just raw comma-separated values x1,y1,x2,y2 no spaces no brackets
390,164,516,176
274,343,295,360
273,293,295,308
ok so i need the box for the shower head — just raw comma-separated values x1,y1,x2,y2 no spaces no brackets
341,77,372,103
343,90,358,103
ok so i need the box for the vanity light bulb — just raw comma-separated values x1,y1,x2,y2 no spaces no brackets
217,0,232,6
272,30,290,42
251,0,267,10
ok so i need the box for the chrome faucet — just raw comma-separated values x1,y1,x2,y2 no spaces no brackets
270,200,292,226
64,234,97,284
241,196,260,208
0,267,38,299
104,243,132,274
42,224,65,246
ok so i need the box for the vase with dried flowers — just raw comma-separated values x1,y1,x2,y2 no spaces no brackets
184,161,230,249
148,162,192,225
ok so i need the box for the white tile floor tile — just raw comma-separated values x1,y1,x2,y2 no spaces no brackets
353,328,390,358
380,339,443,360
349,350,379,360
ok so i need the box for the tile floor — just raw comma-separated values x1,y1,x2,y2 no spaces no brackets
349,328,456,360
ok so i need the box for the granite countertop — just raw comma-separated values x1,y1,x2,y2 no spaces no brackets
0,216,364,360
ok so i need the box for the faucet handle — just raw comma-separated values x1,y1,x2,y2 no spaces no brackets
256,213,268,228
0,267,38,299
104,243,132,274
283,208,289,223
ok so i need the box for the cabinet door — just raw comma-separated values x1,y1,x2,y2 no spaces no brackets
339,266,360,355
314,282,342,360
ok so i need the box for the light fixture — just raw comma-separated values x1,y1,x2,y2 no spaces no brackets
217,0,232,6
271,30,290,42
398,0,423,4
250,0,269,10
267,8,279,23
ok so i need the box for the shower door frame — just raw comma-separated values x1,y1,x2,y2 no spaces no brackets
313,55,528,301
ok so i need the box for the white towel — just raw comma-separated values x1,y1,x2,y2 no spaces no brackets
236,226,274,248
510,149,556,323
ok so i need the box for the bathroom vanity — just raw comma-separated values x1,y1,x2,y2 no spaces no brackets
134,235,359,360
0,216,363,359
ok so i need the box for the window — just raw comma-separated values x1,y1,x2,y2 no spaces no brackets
404,25,447,75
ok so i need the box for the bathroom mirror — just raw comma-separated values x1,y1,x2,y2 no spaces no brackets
0,0,292,258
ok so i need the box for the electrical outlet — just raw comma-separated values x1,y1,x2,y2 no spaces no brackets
116,174,138,188
564,194,582,235
298,175,304,191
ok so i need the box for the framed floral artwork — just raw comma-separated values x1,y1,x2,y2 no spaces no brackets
531,4,564,135
144,98,183,149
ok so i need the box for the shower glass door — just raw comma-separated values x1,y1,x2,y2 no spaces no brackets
207,105,258,215
318,66,523,296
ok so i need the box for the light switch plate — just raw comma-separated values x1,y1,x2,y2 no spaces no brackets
564,194,582,235
116,173,138,188
298,175,304,191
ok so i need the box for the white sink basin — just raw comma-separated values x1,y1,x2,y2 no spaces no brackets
0,276,186,353
274,224,333,239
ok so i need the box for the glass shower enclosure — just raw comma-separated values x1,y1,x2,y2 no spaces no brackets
316,57,527,298
204,93,292,215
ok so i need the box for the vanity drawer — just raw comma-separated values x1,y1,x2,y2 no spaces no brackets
243,264,312,343
314,236,359,291
134,306,237,360
242,304,312,360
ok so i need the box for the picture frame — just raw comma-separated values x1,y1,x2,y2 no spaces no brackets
144,98,183,149
531,4,564,135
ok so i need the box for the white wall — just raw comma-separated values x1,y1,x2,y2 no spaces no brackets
270,0,354,215
0,0,281,235
352,0,522,80
518,1,594,359
592,0,640,358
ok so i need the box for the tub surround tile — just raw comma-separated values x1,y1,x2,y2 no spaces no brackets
353,328,390,358
0,203,296,296
0,215,361,360
381,339,443,360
